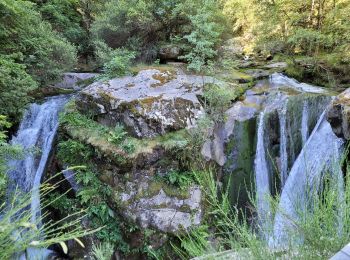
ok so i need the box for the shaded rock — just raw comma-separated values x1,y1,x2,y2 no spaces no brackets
55,72,98,90
327,88,350,139
117,178,202,234
264,62,288,70
159,45,183,61
77,69,225,138
244,69,271,80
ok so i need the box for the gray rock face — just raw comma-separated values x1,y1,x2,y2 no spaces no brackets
55,72,98,90
327,88,350,139
77,69,224,138
118,179,202,234
159,45,183,61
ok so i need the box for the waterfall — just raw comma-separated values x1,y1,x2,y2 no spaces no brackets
269,111,344,248
279,107,288,187
8,96,68,259
301,101,309,145
254,111,272,239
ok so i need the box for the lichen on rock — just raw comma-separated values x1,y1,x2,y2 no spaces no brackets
76,68,226,138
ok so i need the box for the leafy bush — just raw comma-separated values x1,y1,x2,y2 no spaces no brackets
0,56,37,120
37,0,89,54
160,170,197,190
202,83,242,123
92,0,227,66
0,0,77,86
57,140,93,165
180,0,224,73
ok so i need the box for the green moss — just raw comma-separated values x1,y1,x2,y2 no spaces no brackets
224,118,257,209
130,64,176,76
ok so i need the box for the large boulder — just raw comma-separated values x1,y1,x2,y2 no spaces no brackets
77,68,225,138
327,88,350,139
159,45,183,62
117,178,202,234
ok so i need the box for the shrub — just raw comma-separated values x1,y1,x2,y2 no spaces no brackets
0,56,37,120
102,49,136,78
158,170,197,190
179,0,224,73
0,0,77,86
202,83,242,123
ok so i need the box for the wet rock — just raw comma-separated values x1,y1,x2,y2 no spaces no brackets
77,68,225,138
327,88,350,139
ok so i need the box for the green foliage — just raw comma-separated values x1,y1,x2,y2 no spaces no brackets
102,49,136,78
57,140,130,252
92,0,227,65
60,104,137,154
95,41,136,78
0,116,23,202
0,182,95,259
0,0,77,86
157,170,197,190
202,84,242,123
175,161,350,259
180,0,224,73
0,56,37,120
92,242,115,260
36,0,89,54
108,124,128,145
57,140,93,164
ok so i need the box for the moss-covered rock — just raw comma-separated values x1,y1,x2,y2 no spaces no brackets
76,68,228,138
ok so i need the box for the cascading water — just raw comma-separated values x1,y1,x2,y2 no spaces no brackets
253,73,335,246
301,101,309,145
254,111,272,239
269,111,344,248
279,107,288,187
8,96,68,259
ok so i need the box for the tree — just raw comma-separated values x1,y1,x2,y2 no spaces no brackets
179,0,224,73
0,0,77,86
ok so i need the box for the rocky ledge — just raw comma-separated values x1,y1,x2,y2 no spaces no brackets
327,88,350,139
76,68,226,138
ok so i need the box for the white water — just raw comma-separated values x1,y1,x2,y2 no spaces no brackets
270,73,327,94
254,111,272,239
269,111,344,248
301,101,309,145
279,107,288,187
8,96,68,259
